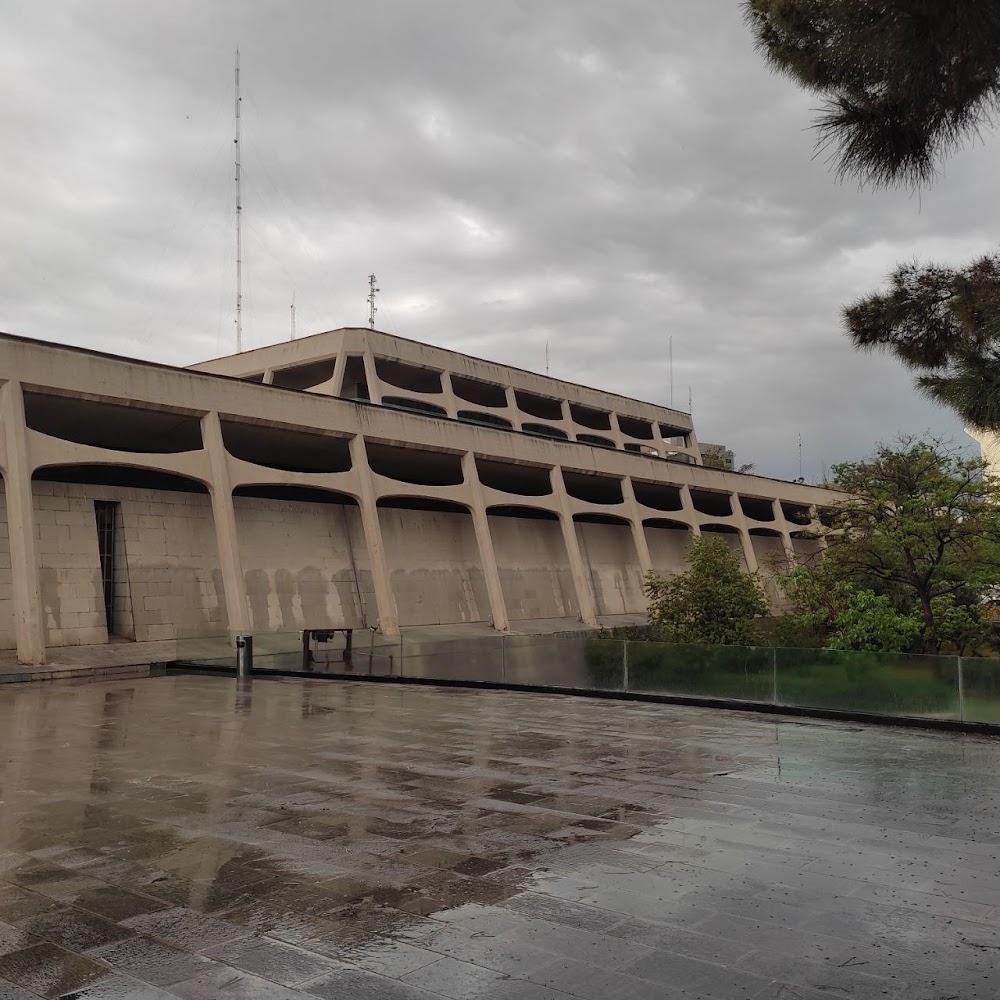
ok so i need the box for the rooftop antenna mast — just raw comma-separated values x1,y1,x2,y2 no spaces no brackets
545,340,549,376
234,48,243,352
669,336,674,407
367,273,379,330
290,292,296,341
798,433,804,481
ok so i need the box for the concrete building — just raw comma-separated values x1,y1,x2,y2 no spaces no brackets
0,327,841,663
700,443,735,471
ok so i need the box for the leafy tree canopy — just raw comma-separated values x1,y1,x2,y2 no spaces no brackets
646,536,768,646
783,437,1000,652
743,1,1000,188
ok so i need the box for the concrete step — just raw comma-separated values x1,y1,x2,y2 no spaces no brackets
0,662,165,685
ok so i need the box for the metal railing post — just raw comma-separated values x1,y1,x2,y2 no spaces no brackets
622,640,629,692
772,646,778,705
235,634,253,677
957,656,965,723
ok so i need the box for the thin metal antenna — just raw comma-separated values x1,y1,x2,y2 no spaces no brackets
234,48,243,352
798,433,803,480
688,386,692,413
367,273,379,330
545,340,549,376
290,292,296,341
669,336,674,407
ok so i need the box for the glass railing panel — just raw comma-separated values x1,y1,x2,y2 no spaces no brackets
958,658,1000,724
506,635,625,691
400,636,504,684
775,648,960,720
173,630,233,668
625,642,773,701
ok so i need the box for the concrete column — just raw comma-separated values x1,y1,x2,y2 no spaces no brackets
262,369,275,385
462,452,509,632
681,485,702,537
738,529,760,574
362,346,382,404
621,477,653,577
441,371,460,419
202,411,251,635
552,466,598,626
609,412,627,450
504,386,522,430
349,435,398,635
1,381,45,665
321,352,348,397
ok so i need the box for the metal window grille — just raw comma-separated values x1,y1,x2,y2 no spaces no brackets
94,501,118,634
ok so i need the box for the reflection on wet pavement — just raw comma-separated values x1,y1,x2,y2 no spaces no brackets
0,676,998,997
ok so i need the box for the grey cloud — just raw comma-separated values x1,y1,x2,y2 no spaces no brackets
1,0,988,480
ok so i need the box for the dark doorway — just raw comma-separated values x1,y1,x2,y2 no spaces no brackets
94,500,119,635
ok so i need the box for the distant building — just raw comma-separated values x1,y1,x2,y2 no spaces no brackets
701,443,735,471
0,327,841,664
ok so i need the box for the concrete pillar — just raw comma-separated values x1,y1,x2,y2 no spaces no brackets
504,386,522,430
462,452,509,632
318,352,348,397
738,529,760,574
621,477,653,577
349,435,398,635
1,381,45,665
681,485,702,537
202,411,251,635
609,412,627,450
552,466,598,626
441,372,459,419
362,345,382,404
262,369,275,385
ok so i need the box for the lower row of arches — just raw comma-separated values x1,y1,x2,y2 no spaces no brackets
0,467,823,650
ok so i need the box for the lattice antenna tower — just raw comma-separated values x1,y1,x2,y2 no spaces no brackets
368,273,380,330
234,49,244,352
290,293,296,341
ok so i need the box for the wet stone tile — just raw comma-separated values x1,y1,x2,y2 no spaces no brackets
202,935,338,987
54,972,181,999
168,965,316,999
0,941,109,998
15,908,133,953
87,935,216,986
121,907,247,952
0,885,63,924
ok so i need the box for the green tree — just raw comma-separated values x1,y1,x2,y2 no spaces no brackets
743,1,1000,189
744,2,1000,430
787,437,1000,652
645,536,768,645
826,590,923,653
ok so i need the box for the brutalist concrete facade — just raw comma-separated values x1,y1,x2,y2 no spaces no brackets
0,327,840,663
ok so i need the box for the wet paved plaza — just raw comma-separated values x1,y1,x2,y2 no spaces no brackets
0,676,999,998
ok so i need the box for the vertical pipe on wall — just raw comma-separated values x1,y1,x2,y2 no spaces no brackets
1,380,45,664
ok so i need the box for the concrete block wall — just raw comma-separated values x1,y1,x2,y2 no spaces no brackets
645,524,693,578
379,507,490,627
576,522,646,616
0,483,229,650
487,515,579,621
33,485,108,647
234,496,369,632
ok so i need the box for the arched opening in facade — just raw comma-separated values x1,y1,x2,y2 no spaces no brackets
366,443,464,487
28,464,220,648
221,420,352,475
487,505,577,622
451,375,507,408
270,358,336,391
24,391,203,454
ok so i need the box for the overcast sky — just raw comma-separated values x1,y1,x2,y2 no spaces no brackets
2,1,995,480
